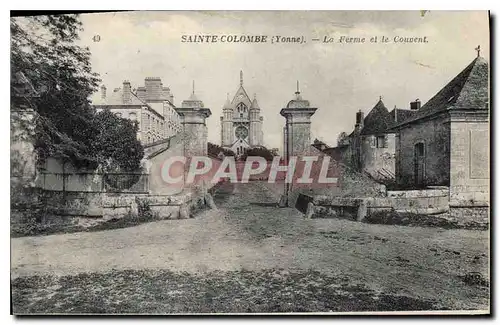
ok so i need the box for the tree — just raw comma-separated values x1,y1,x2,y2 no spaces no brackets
11,14,143,171
208,142,235,157
337,132,348,146
91,110,144,172
11,15,98,168
241,146,275,161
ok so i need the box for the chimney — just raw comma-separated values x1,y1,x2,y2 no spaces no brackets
355,110,364,129
101,85,107,100
122,80,131,104
410,99,421,110
145,77,162,101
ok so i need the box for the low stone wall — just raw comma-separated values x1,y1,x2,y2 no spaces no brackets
449,206,489,227
387,187,449,198
19,186,210,231
384,187,449,214
297,186,451,220
296,189,490,229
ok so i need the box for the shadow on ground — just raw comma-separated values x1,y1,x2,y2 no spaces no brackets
12,268,445,314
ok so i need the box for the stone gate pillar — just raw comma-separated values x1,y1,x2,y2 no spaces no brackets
177,108,211,157
178,84,211,158
280,83,317,158
279,83,318,207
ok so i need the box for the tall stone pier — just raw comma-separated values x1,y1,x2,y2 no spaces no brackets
177,83,212,158
280,82,318,158
279,82,318,207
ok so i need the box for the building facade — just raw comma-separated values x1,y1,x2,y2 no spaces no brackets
220,71,264,155
93,77,181,145
329,99,416,182
391,54,489,204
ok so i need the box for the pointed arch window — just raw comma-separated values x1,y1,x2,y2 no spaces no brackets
237,102,247,113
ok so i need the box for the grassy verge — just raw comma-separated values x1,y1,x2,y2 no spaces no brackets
11,268,446,314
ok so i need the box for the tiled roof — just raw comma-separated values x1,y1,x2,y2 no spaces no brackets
360,99,393,135
389,108,416,126
231,85,252,108
392,56,489,127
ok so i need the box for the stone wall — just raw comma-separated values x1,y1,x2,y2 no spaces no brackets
449,206,489,226
24,188,208,231
360,133,396,180
449,120,489,204
397,115,450,186
147,134,185,195
11,109,38,191
297,187,451,221
143,138,171,157
298,186,449,218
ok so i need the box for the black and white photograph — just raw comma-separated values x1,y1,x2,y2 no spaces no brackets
9,10,490,315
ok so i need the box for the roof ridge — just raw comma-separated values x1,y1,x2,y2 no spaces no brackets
390,56,488,128
360,99,394,135
231,84,252,104
426,58,478,109
454,56,489,108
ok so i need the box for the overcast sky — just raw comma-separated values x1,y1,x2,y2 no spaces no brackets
80,11,489,151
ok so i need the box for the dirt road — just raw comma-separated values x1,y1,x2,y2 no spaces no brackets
11,182,489,311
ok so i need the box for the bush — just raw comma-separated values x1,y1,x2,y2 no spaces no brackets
135,198,156,221
241,146,275,161
103,173,141,190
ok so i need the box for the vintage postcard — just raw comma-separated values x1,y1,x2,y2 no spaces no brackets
10,10,490,315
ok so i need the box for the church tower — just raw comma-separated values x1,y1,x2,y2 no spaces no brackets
249,93,261,146
221,93,233,146
220,71,264,155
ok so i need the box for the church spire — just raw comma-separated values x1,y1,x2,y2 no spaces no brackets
240,70,243,86
251,93,260,109
223,92,232,109
295,80,302,100
188,80,199,101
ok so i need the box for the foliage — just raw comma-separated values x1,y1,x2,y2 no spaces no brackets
337,132,348,146
11,15,143,172
91,110,144,172
208,142,235,157
240,146,275,161
134,197,154,220
11,15,101,168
